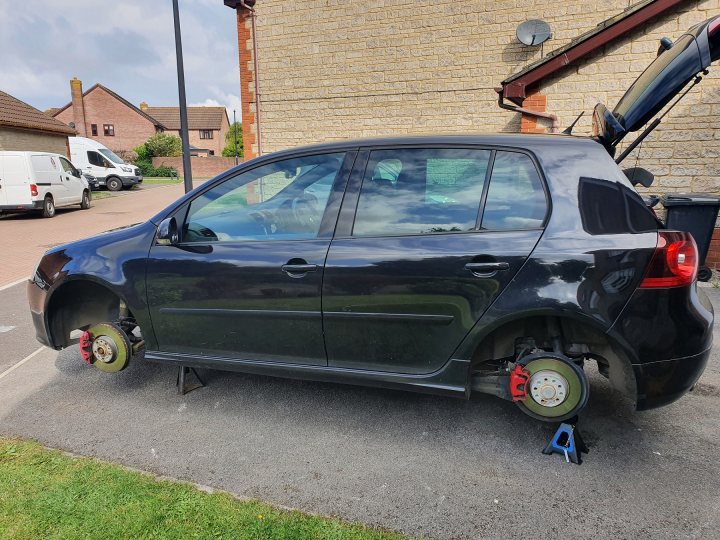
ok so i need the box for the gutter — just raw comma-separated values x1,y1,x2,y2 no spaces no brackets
497,0,686,105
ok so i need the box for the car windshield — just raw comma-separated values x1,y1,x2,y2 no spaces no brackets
99,148,125,164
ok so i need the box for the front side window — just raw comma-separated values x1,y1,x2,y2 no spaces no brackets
87,151,104,167
183,152,345,243
59,157,76,175
353,148,491,237
200,130,213,139
103,124,115,136
481,152,547,231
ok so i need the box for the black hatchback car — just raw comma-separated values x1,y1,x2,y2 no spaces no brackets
29,17,719,422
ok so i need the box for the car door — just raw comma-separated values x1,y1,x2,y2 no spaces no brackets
145,151,354,365
86,150,108,181
58,157,83,203
31,155,67,204
322,147,548,374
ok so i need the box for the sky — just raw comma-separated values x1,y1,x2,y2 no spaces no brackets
0,0,242,119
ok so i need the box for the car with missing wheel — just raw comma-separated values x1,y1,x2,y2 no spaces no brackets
28,17,718,421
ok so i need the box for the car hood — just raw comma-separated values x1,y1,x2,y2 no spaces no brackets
593,16,720,151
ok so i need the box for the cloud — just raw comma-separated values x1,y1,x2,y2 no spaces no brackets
191,88,243,122
0,0,241,116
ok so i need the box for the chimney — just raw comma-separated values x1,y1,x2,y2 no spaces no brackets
70,77,87,137
140,101,148,110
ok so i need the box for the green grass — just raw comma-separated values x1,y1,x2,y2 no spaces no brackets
0,438,408,540
141,177,183,185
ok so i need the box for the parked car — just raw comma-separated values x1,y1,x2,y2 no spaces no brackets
69,136,142,191
83,172,100,191
0,151,91,218
28,17,718,421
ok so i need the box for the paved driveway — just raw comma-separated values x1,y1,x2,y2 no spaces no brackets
1,280,719,539
0,184,189,287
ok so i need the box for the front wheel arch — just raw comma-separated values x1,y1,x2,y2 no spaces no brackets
47,279,131,348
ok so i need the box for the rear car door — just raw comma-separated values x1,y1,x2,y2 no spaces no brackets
0,153,29,207
31,155,67,204
322,147,548,374
145,151,354,365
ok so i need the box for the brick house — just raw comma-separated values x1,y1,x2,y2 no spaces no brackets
141,104,230,156
53,79,164,154
0,90,75,156
52,79,230,156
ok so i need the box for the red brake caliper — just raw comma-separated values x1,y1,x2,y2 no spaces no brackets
510,364,530,402
79,331,93,364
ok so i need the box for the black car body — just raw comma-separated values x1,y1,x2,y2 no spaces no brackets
28,17,719,421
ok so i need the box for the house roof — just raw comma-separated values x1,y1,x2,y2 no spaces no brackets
52,84,167,129
498,0,685,104
0,90,76,136
143,106,228,130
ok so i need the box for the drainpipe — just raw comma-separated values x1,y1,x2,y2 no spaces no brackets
240,0,262,155
495,88,559,133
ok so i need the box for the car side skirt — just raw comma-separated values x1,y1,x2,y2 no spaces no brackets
143,350,470,398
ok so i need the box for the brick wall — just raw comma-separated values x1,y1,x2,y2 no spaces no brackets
165,122,229,156
235,8,258,159
55,86,157,153
0,127,69,157
152,156,239,178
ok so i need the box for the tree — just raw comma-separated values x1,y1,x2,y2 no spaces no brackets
144,133,182,157
222,122,244,158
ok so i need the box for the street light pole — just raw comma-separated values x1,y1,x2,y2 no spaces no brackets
172,0,192,194
233,109,238,166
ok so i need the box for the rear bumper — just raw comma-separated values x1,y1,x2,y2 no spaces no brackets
0,201,43,212
633,347,711,410
609,284,713,410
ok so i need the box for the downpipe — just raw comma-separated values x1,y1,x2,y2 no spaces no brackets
495,90,559,133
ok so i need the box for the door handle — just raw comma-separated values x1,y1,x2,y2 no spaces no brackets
281,262,318,276
465,261,509,276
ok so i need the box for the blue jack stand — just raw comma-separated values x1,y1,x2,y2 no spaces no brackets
543,418,588,464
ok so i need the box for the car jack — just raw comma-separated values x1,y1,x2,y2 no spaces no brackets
542,417,588,464
176,365,205,395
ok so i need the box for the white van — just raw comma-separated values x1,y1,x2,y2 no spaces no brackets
69,137,142,191
0,151,91,218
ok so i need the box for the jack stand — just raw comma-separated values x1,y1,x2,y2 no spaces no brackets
542,417,588,464
176,365,205,395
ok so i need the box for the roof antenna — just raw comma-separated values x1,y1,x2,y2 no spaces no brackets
562,111,584,135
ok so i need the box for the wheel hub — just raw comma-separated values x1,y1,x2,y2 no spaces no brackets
92,335,117,363
529,370,568,407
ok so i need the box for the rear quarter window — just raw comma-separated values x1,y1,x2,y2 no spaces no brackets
578,177,658,235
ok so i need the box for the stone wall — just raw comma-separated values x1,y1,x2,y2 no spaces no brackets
0,127,69,157
245,0,719,197
152,156,240,179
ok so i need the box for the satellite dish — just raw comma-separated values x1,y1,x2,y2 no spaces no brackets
516,19,552,46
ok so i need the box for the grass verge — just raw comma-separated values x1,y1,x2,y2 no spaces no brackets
141,177,183,185
0,438,407,540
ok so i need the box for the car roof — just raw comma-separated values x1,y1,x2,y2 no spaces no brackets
262,133,600,158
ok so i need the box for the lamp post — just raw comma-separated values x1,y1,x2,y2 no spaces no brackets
172,0,193,193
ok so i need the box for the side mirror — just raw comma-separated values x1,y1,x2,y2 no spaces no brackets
157,217,179,245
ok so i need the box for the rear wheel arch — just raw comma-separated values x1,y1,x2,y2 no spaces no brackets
47,279,131,348
467,313,637,399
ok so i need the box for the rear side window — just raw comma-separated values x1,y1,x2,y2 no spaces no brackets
578,177,658,235
353,148,491,236
481,151,547,230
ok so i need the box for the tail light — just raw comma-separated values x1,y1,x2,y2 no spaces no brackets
30,184,38,197
640,231,698,288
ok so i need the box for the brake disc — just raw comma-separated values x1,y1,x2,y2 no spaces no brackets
83,322,132,373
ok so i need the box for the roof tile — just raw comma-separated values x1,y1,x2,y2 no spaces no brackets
0,90,76,136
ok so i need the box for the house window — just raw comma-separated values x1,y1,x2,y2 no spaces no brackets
199,130,213,139
91,124,98,136
103,124,115,136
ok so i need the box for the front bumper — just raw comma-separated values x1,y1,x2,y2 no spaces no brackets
121,175,142,187
27,277,53,348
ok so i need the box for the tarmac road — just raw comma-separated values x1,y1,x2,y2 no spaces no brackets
1,282,719,539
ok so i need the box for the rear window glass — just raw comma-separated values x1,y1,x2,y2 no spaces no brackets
481,152,547,230
578,177,658,235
